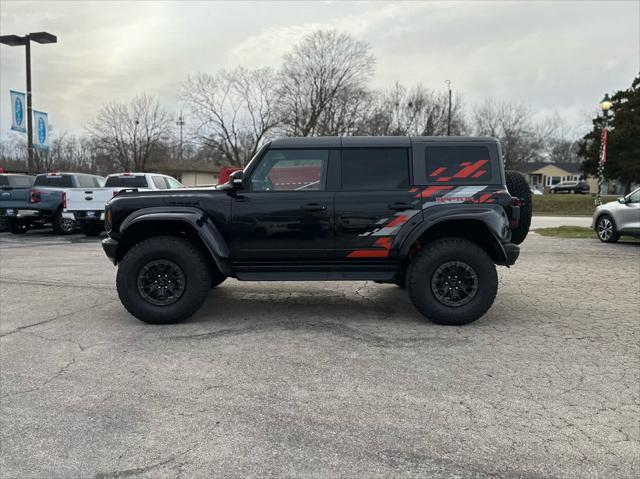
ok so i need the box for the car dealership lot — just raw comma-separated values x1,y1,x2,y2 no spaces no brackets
1,231,638,478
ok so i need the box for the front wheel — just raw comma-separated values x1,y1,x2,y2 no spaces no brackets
406,238,498,325
116,236,212,324
596,215,620,243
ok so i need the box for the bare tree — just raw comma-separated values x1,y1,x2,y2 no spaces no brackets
361,83,467,136
88,94,171,172
472,100,546,169
277,30,375,136
181,67,278,167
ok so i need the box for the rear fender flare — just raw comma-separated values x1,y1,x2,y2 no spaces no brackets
120,206,231,274
394,205,510,265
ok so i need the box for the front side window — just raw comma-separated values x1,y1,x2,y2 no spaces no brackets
166,177,183,189
250,149,328,192
628,189,640,204
425,146,492,184
341,148,409,190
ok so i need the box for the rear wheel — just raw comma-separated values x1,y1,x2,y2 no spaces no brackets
52,211,75,235
80,222,104,237
8,220,28,234
407,238,498,325
596,215,620,243
116,236,211,324
505,170,532,245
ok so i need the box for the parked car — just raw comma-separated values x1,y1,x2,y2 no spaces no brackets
549,181,590,194
592,188,640,243
102,136,532,326
0,173,45,233
25,172,105,234
63,173,183,236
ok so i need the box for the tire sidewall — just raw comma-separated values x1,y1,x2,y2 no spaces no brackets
596,215,619,243
408,240,498,325
117,238,210,324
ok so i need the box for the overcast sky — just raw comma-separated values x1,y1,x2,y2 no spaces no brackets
1,0,638,139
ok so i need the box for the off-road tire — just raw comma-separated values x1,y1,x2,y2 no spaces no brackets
596,214,620,243
52,211,75,235
116,236,211,324
407,238,498,325
505,170,532,245
80,222,104,237
8,220,28,234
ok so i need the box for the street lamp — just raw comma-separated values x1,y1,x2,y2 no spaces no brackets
595,93,613,206
445,80,452,136
0,32,57,173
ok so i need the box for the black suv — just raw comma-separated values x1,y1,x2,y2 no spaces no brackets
102,137,531,326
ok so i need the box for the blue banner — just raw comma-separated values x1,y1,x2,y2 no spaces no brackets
10,90,26,133
32,110,49,150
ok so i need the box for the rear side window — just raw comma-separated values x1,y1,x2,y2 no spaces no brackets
425,146,493,183
152,176,169,189
7,175,34,187
34,175,74,187
77,175,104,188
105,176,148,188
341,148,410,190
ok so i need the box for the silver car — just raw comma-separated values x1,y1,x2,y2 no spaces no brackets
592,188,640,242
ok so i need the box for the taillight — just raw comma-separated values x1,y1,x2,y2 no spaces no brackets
30,190,41,203
62,191,67,209
511,197,520,207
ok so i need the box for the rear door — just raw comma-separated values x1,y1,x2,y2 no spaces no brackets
334,142,421,260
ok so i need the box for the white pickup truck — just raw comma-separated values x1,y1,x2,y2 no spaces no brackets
63,172,183,236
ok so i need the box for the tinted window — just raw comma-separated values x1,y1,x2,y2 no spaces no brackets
7,175,34,187
341,148,409,190
152,176,168,189
77,175,104,188
251,149,329,191
105,176,148,188
425,146,492,183
34,175,74,187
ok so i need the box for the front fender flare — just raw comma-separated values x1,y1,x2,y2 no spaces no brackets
120,206,231,274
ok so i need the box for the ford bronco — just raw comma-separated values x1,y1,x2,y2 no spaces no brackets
102,137,531,325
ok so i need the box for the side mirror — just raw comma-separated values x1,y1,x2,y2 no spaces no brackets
230,170,244,189
618,197,626,204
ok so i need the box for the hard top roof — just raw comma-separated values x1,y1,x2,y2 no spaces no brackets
269,136,499,148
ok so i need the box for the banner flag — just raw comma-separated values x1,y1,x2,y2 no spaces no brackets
10,90,26,133
32,110,49,150
600,128,607,165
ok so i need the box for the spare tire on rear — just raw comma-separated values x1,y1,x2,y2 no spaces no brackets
505,170,532,245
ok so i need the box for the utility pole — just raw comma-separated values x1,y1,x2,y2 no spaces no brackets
445,80,452,136
0,32,57,173
176,111,185,161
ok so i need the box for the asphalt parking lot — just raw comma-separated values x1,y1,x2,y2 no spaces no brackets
1,230,638,478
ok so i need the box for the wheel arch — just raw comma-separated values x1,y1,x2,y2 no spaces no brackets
116,207,231,275
396,212,510,267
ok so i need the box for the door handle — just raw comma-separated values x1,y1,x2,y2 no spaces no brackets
302,203,327,212
388,202,413,211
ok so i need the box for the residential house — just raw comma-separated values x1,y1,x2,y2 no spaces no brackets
518,162,599,193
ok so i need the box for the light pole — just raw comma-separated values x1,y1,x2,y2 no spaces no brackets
445,80,452,136
176,111,185,161
595,93,613,206
0,32,57,173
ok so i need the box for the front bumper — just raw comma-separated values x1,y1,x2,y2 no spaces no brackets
102,237,119,264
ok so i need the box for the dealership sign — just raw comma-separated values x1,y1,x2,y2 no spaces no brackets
32,110,49,150
10,90,26,132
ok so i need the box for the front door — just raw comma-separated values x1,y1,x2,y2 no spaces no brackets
231,148,335,262
334,147,420,260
